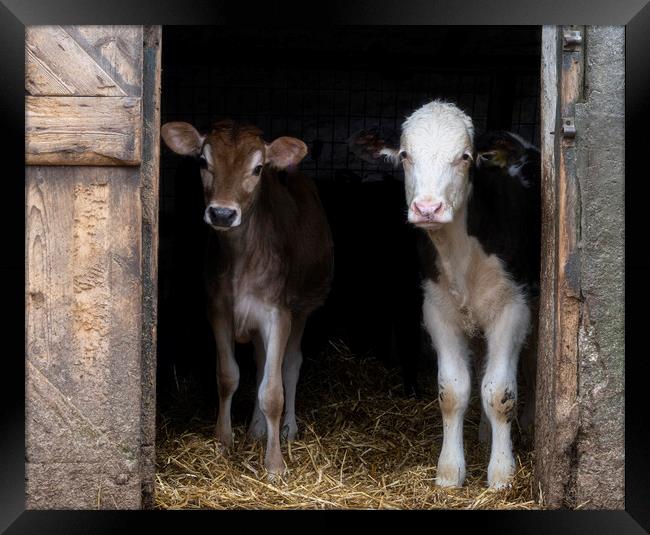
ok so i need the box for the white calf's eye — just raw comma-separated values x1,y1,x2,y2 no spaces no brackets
399,151,408,162
462,153,471,161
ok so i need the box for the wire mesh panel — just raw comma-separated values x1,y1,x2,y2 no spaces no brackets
160,26,541,217
511,73,541,145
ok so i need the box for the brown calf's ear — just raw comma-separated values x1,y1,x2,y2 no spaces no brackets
266,137,308,169
348,128,400,166
161,122,204,156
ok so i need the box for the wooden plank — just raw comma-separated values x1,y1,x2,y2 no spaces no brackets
26,165,143,509
62,26,143,97
535,25,560,506
139,25,161,509
26,96,142,166
550,25,584,509
535,25,584,509
26,26,127,97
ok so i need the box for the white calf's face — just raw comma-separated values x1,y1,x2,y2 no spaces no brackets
398,102,474,229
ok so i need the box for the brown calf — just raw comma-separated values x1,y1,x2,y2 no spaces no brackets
161,119,333,475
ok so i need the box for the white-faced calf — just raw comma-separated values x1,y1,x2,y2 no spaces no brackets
161,119,334,476
351,101,538,489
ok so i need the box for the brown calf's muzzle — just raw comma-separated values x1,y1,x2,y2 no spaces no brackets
205,204,240,228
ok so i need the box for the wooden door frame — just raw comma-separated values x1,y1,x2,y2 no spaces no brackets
535,25,625,509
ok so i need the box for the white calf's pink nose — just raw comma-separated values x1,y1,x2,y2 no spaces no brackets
413,200,444,218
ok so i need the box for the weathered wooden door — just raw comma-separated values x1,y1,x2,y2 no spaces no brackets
536,25,625,509
25,25,161,509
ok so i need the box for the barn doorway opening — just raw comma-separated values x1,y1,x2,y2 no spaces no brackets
155,26,542,509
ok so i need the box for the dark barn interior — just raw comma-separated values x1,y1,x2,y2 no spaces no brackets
156,26,542,438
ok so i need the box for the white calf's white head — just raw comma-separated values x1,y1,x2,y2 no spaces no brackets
350,100,475,230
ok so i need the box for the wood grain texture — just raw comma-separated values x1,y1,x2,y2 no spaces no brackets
26,26,127,97
26,25,142,97
64,26,143,97
25,96,142,166
139,25,162,509
535,25,560,508
26,165,143,509
535,25,584,510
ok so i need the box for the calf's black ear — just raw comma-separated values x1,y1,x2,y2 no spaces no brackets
348,128,400,166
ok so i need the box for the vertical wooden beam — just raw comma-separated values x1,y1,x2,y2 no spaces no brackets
140,25,162,509
535,24,560,506
535,24,584,509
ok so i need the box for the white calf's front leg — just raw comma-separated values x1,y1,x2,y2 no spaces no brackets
482,298,530,488
281,314,306,441
423,283,471,487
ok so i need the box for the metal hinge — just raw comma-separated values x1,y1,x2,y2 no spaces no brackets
563,29,583,50
562,117,576,138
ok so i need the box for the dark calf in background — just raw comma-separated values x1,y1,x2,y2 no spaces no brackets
472,130,541,445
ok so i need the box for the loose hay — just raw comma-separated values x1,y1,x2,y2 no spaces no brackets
155,339,541,509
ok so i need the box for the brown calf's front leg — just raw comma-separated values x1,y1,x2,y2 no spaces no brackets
281,314,306,441
247,333,267,440
209,304,239,449
258,307,292,476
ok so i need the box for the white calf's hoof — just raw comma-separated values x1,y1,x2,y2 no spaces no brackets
436,460,466,488
487,458,515,489
489,479,513,490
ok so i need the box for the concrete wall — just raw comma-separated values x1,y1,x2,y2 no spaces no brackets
574,25,625,509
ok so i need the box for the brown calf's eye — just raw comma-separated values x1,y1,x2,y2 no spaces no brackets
253,165,263,176
199,156,208,169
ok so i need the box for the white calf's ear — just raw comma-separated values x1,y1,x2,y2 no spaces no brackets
161,122,204,156
266,137,308,169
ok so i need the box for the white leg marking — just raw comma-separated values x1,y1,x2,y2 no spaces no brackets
258,308,291,476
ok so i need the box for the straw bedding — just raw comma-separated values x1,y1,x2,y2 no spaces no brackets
155,339,542,509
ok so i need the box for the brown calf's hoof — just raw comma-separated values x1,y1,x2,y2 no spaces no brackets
214,428,233,450
247,418,267,441
281,422,298,442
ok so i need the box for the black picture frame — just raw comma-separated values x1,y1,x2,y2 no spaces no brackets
2,0,648,532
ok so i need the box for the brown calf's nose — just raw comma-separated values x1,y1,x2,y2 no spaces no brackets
208,206,238,227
